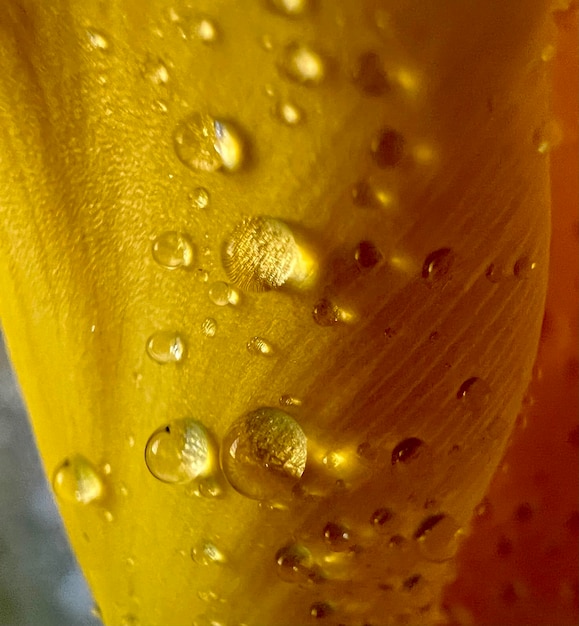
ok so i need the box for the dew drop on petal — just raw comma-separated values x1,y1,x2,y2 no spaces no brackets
208,281,238,306
457,377,491,412
421,248,454,282
414,513,463,562
53,455,104,504
220,407,307,500
191,540,227,565
201,317,217,338
146,331,186,364
247,336,273,356
269,0,309,17
190,187,211,210
391,437,424,465
280,42,325,85
145,419,212,484
276,100,304,125
371,128,405,168
152,231,195,269
353,52,389,96
275,543,315,583
195,17,218,43
87,29,110,51
323,521,351,552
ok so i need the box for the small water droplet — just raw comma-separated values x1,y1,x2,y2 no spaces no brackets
485,262,507,283
145,419,212,484
174,113,244,172
53,455,104,504
276,100,304,125
513,256,537,279
208,281,239,306
87,29,110,50
310,601,333,619
279,394,302,407
457,377,491,411
353,52,389,96
275,543,315,583
143,58,170,85
371,507,395,531
391,438,424,465
103,510,114,522
280,42,325,85
195,18,218,43
201,318,217,338
421,248,454,282
197,475,224,498
414,513,462,562
220,407,307,500
371,128,405,168
323,522,351,552
247,336,273,356
146,331,186,364
312,298,346,326
197,269,210,283
192,540,227,565
533,120,562,154
152,231,195,269
355,240,383,270
269,0,308,16
190,187,211,210
223,216,314,291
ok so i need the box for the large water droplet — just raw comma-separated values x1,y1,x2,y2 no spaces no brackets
457,377,491,412
391,437,424,464
247,336,273,356
220,407,307,500
146,331,186,364
275,543,315,583
280,42,325,85
53,455,104,504
145,419,212,484
223,216,314,291
152,231,195,269
353,52,389,96
421,248,454,282
414,513,462,562
323,522,351,552
371,128,405,168
173,113,244,172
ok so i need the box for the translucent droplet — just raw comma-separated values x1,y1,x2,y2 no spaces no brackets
391,437,424,465
513,257,537,280
312,298,341,327
53,455,104,504
310,602,333,619
371,507,395,531
152,231,195,269
355,240,383,270
247,336,273,356
371,128,405,168
197,475,224,498
143,58,170,85
323,522,351,552
276,100,303,126
87,29,110,50
174,113,244,172
353,52,389,96
279,394,302,407
190,187,210,210
201,318,217,338
280,42,325,85
414,513,462,562
275,543,315,583
533,121,562,154
145,419,212,484
269,0,308,16
220,407,307,500
457,377,491,412
195,18,218,43
103,510,114,523
146,331,186,364
421,248,454,282
208,281,238,306
192,540,227,565
223,216,314,291
485,262,507,283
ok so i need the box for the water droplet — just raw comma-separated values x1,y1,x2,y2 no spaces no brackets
276,100,304,126
280,42,325,85
145,419,212,484
371,128,405,168
310,601,333,619
143,58,170,85
391,438,424,465
152,231,195,269
173,113,244,172
223,216,314,291
371,507,395,531
485,262,507,283
269,0,308,16
220,407,307,500
197,475,224,498
353,52,389,96
201,318,217,338
146,331,186,364
53,455,104,504
275,543,315,583
414,513,462,562
87,29,110,50
421,248,453,282
192,540,227,565
197,269,210,283
247,336,273,356
195,18,218,43
190,187,211,210
279,394,302,407
513,256,537,279
103,510,114,523
323,522,351,552
533,120,562,154
312,298,341,327
457,377,491,411
208,281,239,306
355,240,383,270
